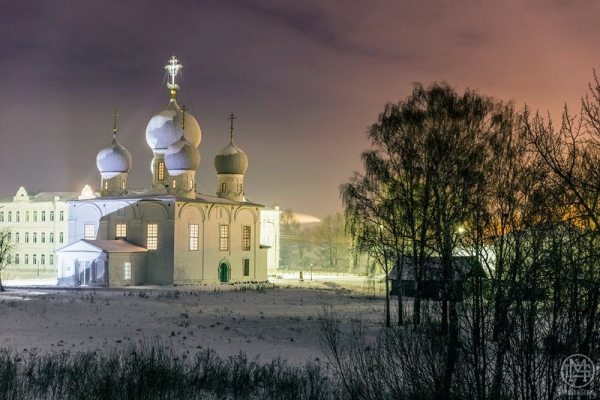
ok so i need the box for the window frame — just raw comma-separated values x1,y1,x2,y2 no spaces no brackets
157,161,165,181
147,223,158,250
84,224,95,240
115,223,127,239
243,258,250,276
189,224,199,251
242,226,251,251
124,262,131,280
219,224,229,251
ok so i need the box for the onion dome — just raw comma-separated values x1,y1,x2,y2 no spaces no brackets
145,99,201,152
145,56,201,153
214,113,248,175
214,141,248,175
165,136,200,175
96,136,132,178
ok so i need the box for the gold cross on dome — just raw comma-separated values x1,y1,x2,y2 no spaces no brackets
229,113,236,140
165,55,182,92
181,104,188,131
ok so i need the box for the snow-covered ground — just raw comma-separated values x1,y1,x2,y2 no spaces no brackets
0,275,386,363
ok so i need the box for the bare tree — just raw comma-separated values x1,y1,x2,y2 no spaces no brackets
0,228,16,291
314,212,351,268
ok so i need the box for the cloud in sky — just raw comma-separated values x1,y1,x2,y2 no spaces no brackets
0,0,599,218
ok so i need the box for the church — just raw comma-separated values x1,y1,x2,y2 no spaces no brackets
55,56,269,287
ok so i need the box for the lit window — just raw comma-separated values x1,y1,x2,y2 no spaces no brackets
147,223,158,250
49,233,54,243
189,179,193,189
220,224,229,251
8,212,12,222
242,226,251,251
104,181,108,190
221,182,226,192
25,232,29,243
16,212,20,222
59,211,64,221
157,162,165,181
84,224,95,240
189,224,199,251
50,211,54,222
41,254,45,265
33,232,37,243
25,211,29,222
14,254,19,265
243,258,250,276
124,262,131,280
116,223,127,239
41,233,45,243
41,211,46,222
121,181,126,190
49,254,53,265
24,254,29,264
59,232,64,243
33,211,37,222
172,179,176,189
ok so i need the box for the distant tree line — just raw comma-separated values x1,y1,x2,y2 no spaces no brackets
279,209,355,272
336,79,600,398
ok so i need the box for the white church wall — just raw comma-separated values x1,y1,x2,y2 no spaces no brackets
203,205,230,283
108,253,146,286
139,202,174,285
69,202,102,243
173,203,205,284
260,207,281,273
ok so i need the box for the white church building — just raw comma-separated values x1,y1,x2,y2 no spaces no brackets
55,56,269,287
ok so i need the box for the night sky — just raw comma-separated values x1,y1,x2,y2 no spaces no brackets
1,0,599,220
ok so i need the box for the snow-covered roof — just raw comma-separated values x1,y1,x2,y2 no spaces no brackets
0,191,79,203
56,239,148,254
68,188,264,207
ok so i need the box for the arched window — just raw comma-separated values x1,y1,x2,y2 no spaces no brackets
157,162,165,181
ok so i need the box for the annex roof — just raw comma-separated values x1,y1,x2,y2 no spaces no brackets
56,239,148,254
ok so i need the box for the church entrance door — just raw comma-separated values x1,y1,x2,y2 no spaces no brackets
219,263,229,283
79,261,92,285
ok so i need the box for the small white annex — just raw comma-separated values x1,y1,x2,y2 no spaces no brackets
56,56,269,287
56,239,147,286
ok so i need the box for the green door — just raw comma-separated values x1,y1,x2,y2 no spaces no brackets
219,263,229,283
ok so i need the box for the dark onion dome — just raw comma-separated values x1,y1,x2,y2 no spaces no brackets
164,136,200,174
214,140,248,175
96,137,132,178
145,99,201,152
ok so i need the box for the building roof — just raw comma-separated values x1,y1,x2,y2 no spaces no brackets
67,188,264,207
389,256,486,281
0,190,79,203
56,239,148,254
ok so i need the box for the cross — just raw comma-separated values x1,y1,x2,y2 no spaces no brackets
229,113,236,140
165,55,182,88
181,105,188,131
112,109,120,136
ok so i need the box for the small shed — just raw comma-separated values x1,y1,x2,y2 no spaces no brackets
56,239,148,287
389,256,486,301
